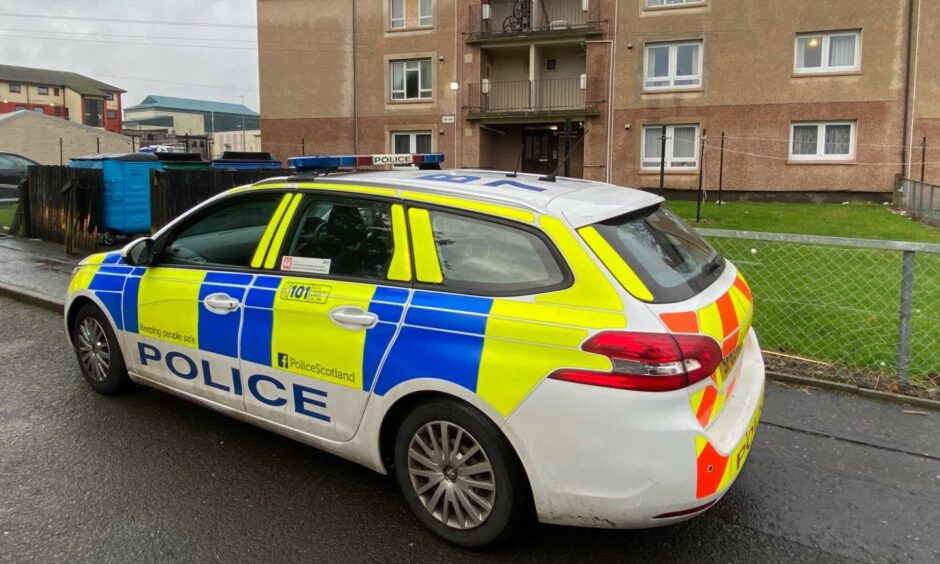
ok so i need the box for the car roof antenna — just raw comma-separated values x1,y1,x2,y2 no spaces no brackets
506,142,525,178
539,129,589,183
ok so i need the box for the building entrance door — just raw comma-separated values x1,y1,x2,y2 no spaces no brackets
523,129,557,175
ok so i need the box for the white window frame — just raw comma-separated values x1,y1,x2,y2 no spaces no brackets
419,0,433,27
389,0,405,29
390,59,433,101
645,0,706,8
641,124,700,171
391,130,433,154
643,40,703,91
788,121,856,161
794,31,861,74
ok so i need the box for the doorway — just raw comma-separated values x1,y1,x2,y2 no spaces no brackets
523,129,557,175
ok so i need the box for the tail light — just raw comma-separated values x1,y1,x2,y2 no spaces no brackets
549,331,722,392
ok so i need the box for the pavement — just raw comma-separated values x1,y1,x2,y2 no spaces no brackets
0,235,90,310
0,295,938,563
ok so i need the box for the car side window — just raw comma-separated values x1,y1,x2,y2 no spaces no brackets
160,194,283,268
428,211,566,294
281,196,395,280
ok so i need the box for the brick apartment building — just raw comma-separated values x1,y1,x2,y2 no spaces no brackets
0,65,124,134
258,0,939,198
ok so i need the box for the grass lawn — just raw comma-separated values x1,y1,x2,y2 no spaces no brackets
667,200,940,243
665,201,940,389
0,205,15,228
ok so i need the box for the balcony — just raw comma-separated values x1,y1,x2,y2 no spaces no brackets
465,77,601,119
467,0,602,43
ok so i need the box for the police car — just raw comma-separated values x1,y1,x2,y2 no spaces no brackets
65,153,764,547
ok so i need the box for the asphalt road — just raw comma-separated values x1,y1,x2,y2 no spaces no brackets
1,296,938,563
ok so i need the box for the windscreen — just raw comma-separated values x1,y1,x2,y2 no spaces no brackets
592,205,725,303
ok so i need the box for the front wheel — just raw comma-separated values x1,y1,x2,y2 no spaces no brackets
393,400,530,548
71,304,130,394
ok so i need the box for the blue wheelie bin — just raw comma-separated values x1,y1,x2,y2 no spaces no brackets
70,153,163,244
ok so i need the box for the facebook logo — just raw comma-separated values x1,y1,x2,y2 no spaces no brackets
277,353,289,368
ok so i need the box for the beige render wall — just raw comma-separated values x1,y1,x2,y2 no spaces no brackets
64,89,83,124
0,113,132,164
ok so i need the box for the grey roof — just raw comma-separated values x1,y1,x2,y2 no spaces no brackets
0,64,124,96
0,110,130,141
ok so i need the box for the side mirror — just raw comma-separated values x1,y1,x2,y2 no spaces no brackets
121,237,154,266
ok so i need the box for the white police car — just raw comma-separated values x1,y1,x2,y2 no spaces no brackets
66,153,764,547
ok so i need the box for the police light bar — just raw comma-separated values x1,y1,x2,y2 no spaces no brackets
289,152,445,172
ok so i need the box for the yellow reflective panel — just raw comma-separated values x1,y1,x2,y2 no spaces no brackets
402,191,535,224
69,265,100,293
387,204,412,282
136,268,205,349
81,252,108,266
263,193,303,269
697,302,724,345
578,226,654,302
477,339,610,416
536,216,624,312
250,193,294,269
224,184,253,195
408,207,443,284
270,278,374,390
289,182,398,197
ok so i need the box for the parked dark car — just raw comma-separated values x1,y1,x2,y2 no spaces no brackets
0,152,37,188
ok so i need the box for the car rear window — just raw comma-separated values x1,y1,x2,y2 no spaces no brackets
590,204,725,303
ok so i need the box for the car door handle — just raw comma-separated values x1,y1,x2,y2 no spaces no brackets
204,292,240,314
329,306,378,330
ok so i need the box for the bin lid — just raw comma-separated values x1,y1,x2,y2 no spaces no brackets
154,152,208,163
70,153,160,162
216,151,276,161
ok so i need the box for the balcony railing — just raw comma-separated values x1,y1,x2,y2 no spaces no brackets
468,0,601,39
465,77,601,117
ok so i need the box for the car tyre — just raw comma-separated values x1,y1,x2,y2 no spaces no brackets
71,303,130,394
393,400,530,548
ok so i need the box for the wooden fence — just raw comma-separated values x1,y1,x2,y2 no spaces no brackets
150,168,291,230
19,166,101,254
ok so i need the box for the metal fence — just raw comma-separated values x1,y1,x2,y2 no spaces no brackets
698,228,940,392
466,77,600,115
468,0,601,37
897,177,939,227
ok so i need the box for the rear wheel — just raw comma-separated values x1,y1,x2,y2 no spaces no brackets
393,400,530,548
71,304,130,394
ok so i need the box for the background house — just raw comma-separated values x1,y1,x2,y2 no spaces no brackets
0,64,124,133
257,0,940,199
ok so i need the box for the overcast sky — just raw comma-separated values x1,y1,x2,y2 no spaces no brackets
0,0,259,111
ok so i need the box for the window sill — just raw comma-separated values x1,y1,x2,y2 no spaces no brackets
388,99,434,105
387,26,435,33
792,70,862,78
638,169,699,175
641,88,704,95
642,3,707,13
787,159,856,166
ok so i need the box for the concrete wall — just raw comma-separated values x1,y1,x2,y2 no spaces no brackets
212,130,262,158
0,112,132,165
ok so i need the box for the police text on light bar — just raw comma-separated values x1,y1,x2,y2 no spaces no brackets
289,153,445,172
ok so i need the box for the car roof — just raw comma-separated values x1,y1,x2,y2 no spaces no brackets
253,168,664,228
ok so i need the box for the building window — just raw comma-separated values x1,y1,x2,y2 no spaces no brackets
105,93,114,101
646,0,706,8
795,31,860,74
37,86,49,95
54,87,60,96
390,0,405,28
14,104,26,111
644,41,702,90
107,111,117,120
419,0,433,26
391,59,432,100
392,131,433,154
789,121,855,161
9,83,21,93
545,58,558,72
641,124,699,170
33,107,44,113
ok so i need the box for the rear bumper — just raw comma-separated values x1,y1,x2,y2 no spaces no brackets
502,329,765,528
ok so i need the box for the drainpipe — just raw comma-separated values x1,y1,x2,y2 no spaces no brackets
352,0,359,155
586,0,618,183
901,0,918,179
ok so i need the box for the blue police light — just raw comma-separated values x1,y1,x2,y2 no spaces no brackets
288,152,445,173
